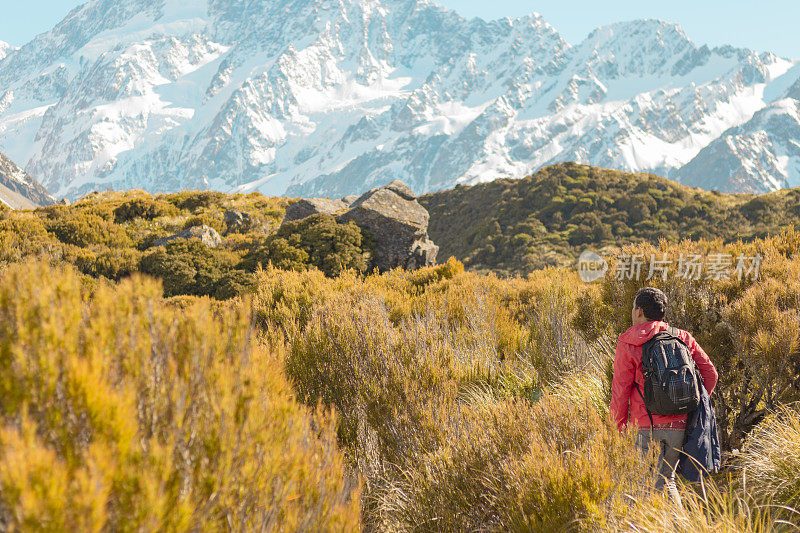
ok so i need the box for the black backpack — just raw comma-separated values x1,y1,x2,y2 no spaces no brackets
634,326,701,423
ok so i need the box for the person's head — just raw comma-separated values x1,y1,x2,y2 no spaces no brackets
632,287,667,325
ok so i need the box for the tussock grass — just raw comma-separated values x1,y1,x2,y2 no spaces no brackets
739,405,800,509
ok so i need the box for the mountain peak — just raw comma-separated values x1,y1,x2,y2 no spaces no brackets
587,18,688,41
0,0,795,199
578,18,694,60
0,41,16,61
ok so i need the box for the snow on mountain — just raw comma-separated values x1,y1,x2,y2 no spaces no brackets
0,151,55,208
0,41,16,61
675,70,800,193
0,0,797,200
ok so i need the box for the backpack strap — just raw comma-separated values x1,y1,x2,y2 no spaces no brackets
633,382,655,432
667,325,691,349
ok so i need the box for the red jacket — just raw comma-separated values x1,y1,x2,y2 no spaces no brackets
610,321,718,432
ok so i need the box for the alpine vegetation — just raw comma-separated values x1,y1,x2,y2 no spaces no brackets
0,174,798,530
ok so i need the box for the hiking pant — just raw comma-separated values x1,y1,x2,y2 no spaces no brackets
636,429,686,506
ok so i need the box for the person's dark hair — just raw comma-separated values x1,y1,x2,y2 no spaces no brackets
634,287,668,321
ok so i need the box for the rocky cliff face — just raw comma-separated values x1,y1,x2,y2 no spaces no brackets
0,151,54,208
0,0,797,199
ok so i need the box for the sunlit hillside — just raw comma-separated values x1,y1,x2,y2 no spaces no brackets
0,168,798,530
421,163,800,275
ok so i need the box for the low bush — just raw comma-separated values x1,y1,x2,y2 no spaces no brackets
139,240,239,297
45,212,133,248
182,213,225,234
72,246,142,280
165,191,226,213
113,197,178,223
243,214,370,276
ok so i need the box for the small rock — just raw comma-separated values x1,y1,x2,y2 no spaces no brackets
224,209,252,234
283,197,348,223
152,225,222,248
408,236,439,269
341,195,359,206
383,179,416,201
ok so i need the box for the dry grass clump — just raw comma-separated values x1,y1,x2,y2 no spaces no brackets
0,261,360,531
274,263,657,531
613,482,795,532
739,405,800,510
374,393,650,532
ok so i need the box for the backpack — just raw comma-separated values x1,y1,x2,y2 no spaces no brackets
634,326,701,422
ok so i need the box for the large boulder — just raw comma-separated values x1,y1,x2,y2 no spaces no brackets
338,181,438,271
283,197,348,223
152,225,222,248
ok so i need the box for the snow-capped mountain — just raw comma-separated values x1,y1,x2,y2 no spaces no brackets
675,69,800,193
0,0,797,199
0,42,15,62
0,151,55,208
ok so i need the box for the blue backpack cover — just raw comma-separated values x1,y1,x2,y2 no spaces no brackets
678,378,721,482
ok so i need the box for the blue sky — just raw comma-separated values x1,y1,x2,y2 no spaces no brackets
2,0,798,59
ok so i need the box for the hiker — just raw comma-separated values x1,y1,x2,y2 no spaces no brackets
610,287,718,503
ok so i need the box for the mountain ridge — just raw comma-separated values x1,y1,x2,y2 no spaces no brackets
0,0,798,199
0,151,55,208
419,162,800,275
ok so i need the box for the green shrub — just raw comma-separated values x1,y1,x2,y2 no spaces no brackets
182,213,225,234
73,247,142,280
139,240,238,297
213,270,257,300
113,198,178,223
45,212,133,248
243,214,369,277
165,191,226,212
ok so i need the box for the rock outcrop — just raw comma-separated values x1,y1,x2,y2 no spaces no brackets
224,209,252,234
152,225,223,248
283,197,349,223
338,182,435,270
283,179,438,271
341,195,359,205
